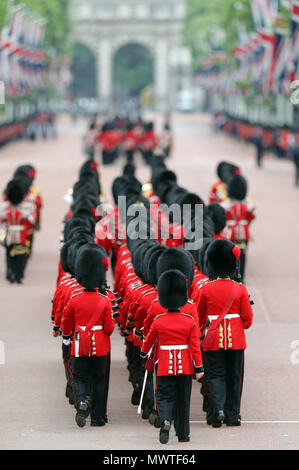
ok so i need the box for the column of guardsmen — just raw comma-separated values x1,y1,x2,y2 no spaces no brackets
0,164,43,284
51,150,255,444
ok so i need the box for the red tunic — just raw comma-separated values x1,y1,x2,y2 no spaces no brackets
61,290,115,357
197,279,253,351
142,311,203,376
221,198,255,242
209,181,227,204
143,299,200,338
0,200,36,245
122,130,139,150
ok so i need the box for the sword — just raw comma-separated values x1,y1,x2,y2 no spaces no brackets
137,347,152,415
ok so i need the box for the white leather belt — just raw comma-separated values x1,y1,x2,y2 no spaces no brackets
160,345,189,351
78,325,103,331
208,314,240,321
9,225,25,230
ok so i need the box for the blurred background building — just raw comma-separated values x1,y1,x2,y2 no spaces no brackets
70,0,194,113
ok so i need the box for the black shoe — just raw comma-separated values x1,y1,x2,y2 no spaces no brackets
159,420,171,444
131,388,141,406
65,382,71,399
75,402,88,428
211,410,225,428
91,419,106,427
206,409,214,425
149,410,159,426
226,418,241,427
154,416,161,428
142,403,152,420
69,390,75,406
178,436,190,442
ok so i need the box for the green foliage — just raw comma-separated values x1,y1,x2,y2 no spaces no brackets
113,44,153,97
184,0,253,69
70,43,96,98
0,0,72,56
0,1,9,30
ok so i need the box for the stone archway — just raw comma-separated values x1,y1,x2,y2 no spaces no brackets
70,0,190,111
112,42,154,103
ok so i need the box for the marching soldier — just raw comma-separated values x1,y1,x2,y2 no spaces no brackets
197,239,253,427
141,269,204,444
221,174,255,280
122,122,139,164
61,244,115,428
209,161,240,204
0,178,36,283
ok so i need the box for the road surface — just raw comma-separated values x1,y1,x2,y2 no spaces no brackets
0,113,298,450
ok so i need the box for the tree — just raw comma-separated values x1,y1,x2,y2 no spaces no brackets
184,0,253,70
70,43,96,98
0,0,72,56
113,43,153,98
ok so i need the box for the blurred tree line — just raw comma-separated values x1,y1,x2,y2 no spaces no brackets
184,0,253,71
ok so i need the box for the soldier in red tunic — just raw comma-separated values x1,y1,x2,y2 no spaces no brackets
221,174,255,280
0,178,36,283
141,270,204,444
140,122,158,164
197,239,253,427
61,244,115,428
209,161,240,204
122,122,139,164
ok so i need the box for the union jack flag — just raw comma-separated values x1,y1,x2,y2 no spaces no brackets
290,1,299,83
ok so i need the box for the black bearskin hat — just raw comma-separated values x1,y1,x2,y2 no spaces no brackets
60,243,71,273
6,179,25,206
131,241,157,280
14,164,36,182
217,161,240,183
206,239,241,279
227,174,247,201
75,244,109,289
143,244,167,286
158,269,188,310
156,247,194,287
197,238,213,275
205,203,226,235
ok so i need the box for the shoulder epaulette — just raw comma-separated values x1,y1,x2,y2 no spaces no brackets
153,313,167,321
30,185,41,196
97,291,109,300
181,312,193,320
70,291,83,300
187,299,194,304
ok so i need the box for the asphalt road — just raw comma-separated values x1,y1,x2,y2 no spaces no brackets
0,113,298,450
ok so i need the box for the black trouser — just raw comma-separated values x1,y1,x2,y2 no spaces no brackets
72,355,107,422
126,341,144,390
239,247,247,281
62,342,74,393
126,150,135,164
103,352,111,417
156,375,192,440
256,144,263,168
6,245,27,282
293,154,299,186
204,349,244,423
142,150,153,165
